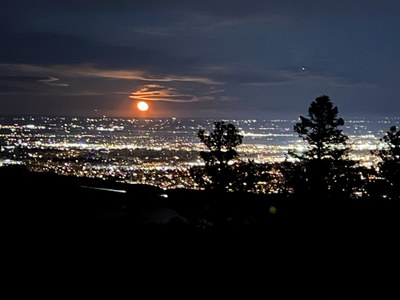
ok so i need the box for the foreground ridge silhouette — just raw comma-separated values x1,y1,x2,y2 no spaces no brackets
1,164,398,236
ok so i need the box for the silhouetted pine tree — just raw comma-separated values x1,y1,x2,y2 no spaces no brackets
191,121,243,191
372,126,400,200
285,95,362,198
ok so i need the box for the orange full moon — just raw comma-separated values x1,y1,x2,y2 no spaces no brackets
137,101,149,112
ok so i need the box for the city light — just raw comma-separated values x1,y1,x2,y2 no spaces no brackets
1,116,398,190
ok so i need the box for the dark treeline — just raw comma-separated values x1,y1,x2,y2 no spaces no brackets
191,95,400,201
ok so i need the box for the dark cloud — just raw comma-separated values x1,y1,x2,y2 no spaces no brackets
0,31,198,71
0,85,29,94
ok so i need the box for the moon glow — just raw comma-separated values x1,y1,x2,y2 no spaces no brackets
137,101,149,112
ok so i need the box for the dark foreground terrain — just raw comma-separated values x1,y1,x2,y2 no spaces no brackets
1,165,399,298
1,165,397,235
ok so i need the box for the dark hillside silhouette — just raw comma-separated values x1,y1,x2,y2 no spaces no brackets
1,164,398,260
0,165,283,233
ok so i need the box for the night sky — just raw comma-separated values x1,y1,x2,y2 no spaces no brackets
1,0,400,118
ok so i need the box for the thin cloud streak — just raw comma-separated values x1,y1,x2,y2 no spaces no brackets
0,63,222,85
77,66,222,85
38,76,69,87
129,84,220,103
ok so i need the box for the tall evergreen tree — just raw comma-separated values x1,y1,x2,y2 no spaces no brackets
372,126,400,199
285,95,359,198
292,95,349,161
